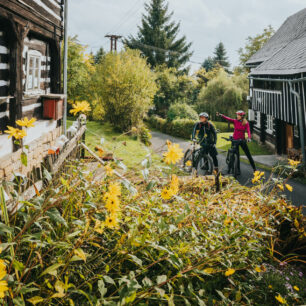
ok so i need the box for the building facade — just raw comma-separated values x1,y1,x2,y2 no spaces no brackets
0,0,65,181
246,8,306,159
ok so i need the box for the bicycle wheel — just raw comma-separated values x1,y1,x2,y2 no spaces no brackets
183,149,193,172
228,152,235,174
197,155,213,175
233,154,240,178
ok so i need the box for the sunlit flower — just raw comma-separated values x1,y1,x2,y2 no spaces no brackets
16,117,36,128
104,215,119,228
105,165,114,176
225,268,235,276
170,175,179,194
185,160,192,167
5,126,27,140
224,218,232,226
105,197,120,213
108,182,121,197
268,285,273,289
275,294,286,304
293,285,299,291
288,159,300,167
252,171,265,184
70,101,91,116
277,184,284,191
285,184,293,192
0,280,8,298
255,266,262,273
0,253,8,298
161,188,174,200
294,219,299,228
163,142,184,165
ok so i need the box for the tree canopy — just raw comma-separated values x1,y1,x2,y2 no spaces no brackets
238,25,275,67
202,56,215,72
91,49,157,131
213,42,230,71
124,0,193,70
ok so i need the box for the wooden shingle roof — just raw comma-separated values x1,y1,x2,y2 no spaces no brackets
247,8,306,75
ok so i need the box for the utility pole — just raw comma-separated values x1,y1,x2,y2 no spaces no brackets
63,0,69,135
105,35,122,52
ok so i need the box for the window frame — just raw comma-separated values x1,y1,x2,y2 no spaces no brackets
26,50,42,93
266,115,274,135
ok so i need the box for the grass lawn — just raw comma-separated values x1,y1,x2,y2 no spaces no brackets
68,119,163,170
216,132,273,155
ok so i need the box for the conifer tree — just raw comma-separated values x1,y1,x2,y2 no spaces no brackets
213,42,230,71
125,0,193,70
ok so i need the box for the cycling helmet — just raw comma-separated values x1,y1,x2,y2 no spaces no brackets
199,112,209,118
236,110,246,116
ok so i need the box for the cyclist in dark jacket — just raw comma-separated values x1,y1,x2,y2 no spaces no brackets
192,112,218,169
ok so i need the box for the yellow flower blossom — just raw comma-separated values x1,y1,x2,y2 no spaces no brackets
161,188,174,200
108,182,121,197
294,219,299,228
288,159,300,167
277,184,284,191
70,101,91,116
16,117,36,128
163,142,184,165
275,294,286,304
105,165,114,176
285,184,293,192
224,218,232,226
268,285,273,289
5,126,27,140
185,160,192,167
225,268,235,276
0,280,8,298
104,215,119,229
94,219,104,234
170,175,179,194
0,255,8,298
252,171,265,184
293,285,299,291
255,266,262,273
105,197,120,213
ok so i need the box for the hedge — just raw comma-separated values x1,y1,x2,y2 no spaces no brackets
148,115,234,139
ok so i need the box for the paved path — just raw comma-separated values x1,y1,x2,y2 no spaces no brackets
151,131,306,213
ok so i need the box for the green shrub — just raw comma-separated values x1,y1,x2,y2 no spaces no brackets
167,103,198,122
137,124,152,147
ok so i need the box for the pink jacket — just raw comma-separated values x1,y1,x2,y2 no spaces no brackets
221,115,251,140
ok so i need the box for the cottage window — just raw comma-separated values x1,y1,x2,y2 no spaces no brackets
266,115,274,134
26,52,41,91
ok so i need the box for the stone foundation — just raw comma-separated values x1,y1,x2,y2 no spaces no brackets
0,127,62,181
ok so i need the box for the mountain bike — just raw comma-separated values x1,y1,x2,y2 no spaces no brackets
222,136,245,178
183,140,214,175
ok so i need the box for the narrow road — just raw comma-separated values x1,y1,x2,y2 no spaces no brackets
151,131,306,213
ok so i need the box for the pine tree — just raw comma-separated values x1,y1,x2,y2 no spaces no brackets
124,0,193,70
94,47,106,64
213,42,230,71
202,56,215,71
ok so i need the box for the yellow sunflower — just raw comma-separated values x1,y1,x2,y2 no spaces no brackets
163,143,184,165
104,215,119,229
5,126,27,140
70,101,91,116
108,182,121,197
16,117,36,128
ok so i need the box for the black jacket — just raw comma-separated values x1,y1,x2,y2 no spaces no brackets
192,121,217,145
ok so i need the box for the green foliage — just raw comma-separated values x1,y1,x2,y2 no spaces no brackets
124,0,193,70
196,69,248,121
91,49,157,131
65,36,94,103
202,56,215,71
167,103,198,122
93,47,106,65
153,66,196,117
137,124,152,147
213,42,230,71
238,25,275,67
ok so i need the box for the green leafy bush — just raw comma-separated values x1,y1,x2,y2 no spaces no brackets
167,103,198,122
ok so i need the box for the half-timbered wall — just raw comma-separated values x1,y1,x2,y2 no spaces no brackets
0,29,9,133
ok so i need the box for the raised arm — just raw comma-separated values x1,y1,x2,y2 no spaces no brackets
220,114,235,123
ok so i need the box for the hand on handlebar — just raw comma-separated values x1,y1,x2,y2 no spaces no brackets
247,138,252,143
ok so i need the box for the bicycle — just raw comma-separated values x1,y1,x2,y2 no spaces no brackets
183,140,214,175
222,136,245,178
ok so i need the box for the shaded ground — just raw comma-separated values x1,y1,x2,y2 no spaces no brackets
151,131,306,214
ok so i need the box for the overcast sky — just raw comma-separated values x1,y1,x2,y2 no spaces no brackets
68,0,305,70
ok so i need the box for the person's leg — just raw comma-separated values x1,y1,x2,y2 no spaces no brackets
241,142,256,171
209,146,219,168
235,143,241,172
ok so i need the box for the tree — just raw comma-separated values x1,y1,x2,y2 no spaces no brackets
125,0,193,70
153,66,196,117
93,47,106,64
238,25,275,67
66,36,94,103
213,42,230,71
196,70,247,121
91,49,157,131
202,56,215,72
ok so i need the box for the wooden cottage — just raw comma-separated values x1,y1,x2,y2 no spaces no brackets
0,1,85,191
246,8,306,161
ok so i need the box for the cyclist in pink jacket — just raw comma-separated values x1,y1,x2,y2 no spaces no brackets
216,110,256,173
